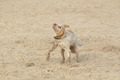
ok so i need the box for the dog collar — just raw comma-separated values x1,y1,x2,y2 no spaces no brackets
54,34,66,40
54,37,60,39
54,31,67,40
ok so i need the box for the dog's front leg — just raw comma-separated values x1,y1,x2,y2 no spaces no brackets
60,44,71,64
61,49,65,63
46,43,58,61
65,49,71,64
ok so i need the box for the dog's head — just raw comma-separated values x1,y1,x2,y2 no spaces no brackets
53,23,69,39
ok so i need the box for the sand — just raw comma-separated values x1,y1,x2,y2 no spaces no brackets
0,0,120,80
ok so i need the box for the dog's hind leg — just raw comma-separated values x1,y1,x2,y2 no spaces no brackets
75,47,79,62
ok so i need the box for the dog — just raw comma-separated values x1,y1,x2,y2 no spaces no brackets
46,23,82,64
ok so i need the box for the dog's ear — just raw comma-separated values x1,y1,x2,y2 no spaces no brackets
64,25,69,28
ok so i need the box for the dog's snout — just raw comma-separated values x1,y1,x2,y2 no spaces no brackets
53,23,57,26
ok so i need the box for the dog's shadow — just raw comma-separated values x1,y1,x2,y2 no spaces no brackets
79,54,89,62
71,53,95,63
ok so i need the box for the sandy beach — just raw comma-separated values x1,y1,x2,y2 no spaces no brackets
0,0,120,80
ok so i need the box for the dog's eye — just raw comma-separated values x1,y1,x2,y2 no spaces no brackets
58,26,61,28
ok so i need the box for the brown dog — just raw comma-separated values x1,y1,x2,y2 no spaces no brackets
46,23,82,64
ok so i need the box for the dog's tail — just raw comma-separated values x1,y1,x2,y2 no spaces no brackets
78,39,83,47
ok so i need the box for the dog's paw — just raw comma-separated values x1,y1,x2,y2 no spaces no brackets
67,62,71,66
76,59,79,63
61,60,65,64
46,56,50,61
